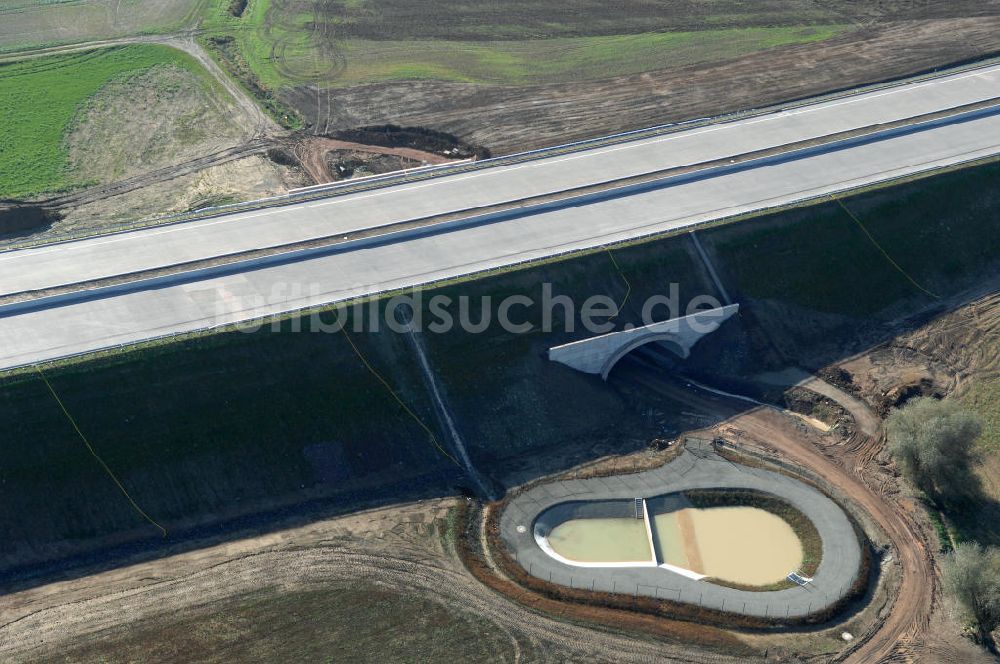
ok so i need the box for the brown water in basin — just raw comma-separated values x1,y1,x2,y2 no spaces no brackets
654,506,803,585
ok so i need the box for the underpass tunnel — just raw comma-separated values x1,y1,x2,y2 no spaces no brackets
604,336,687,379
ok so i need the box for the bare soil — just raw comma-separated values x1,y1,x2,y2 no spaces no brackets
842,291,1000,547
285,18,1000,154
64,64,249,185
731,292,1000,660
293,136,459,184
290,0,1000,41
0,500,755,664
50,155,309,235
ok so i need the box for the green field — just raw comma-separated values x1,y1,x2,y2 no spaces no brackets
0,44,216,199
198,0,852,105
333,26,847,86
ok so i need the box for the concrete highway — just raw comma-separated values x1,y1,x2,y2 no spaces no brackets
2,62,1000,296
1,101,999,370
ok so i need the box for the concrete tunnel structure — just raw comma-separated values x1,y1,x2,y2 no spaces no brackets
548,304,739,379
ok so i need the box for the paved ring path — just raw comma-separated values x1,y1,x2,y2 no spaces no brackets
499,441,862,619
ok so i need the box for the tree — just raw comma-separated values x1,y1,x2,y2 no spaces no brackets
942,542,1000,651
886,397,982,502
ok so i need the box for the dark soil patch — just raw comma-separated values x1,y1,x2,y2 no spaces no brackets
819,366,858,395
325,150,421,179
228,0,248,18
0,205,60,238
784,386,851,430
265,146,299,167
328,125,489,159
875,378,943,416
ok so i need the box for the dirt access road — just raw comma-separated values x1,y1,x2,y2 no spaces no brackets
618,363,948,663
293,136,462,184
718,409,932,663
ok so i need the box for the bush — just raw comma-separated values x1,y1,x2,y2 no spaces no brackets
942,542,1000,650
886,397,982,502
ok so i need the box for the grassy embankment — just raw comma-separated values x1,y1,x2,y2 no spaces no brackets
704,164,1000,318
694,160,1000,546
3,161,1000,575
0,44,221,199
0,235,712,569
954,365,1000,546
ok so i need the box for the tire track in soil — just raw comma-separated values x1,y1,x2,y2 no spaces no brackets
716,408,933,664
7,34,282,210
618,365,933,663
0,546,750,664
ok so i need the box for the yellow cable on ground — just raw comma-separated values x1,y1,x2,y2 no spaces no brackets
339,328,460,466
606,247,632,319
835,197,940,300
33,365,167,537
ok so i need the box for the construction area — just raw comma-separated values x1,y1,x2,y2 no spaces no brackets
0,157,997,661
1,2,1000,663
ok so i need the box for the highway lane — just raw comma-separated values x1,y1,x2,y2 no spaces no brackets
2,108,998,370
2,63,999,296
